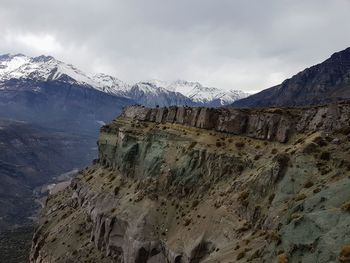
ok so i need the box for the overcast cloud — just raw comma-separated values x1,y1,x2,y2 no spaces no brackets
1,0,350,92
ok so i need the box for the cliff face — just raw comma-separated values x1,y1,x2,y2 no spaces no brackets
31,102,350,263
121,103,350,143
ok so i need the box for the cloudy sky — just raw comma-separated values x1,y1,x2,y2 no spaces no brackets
1,0,350,92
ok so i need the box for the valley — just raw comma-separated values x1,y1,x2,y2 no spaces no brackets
0,119,97,262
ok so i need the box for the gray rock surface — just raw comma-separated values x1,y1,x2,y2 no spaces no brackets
120,101,350,143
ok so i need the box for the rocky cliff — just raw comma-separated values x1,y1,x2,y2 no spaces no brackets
31,102,350,263
120,103,350,143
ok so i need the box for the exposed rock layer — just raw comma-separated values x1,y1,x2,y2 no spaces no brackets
119,102,350,143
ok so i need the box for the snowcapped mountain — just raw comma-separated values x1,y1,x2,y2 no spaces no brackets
0,53,133,134
0,53,249,107
127,82,193,107
91,73,130,96
0,53,96,86
144,79,249,106
164,80,249,106
0,54,130,92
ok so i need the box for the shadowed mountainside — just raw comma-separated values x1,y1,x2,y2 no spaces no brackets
0,119,98,262
0,119,96,229
233,47,350,108
0,79,133,136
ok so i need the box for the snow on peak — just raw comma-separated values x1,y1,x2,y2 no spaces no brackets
143,79,249,105
0,53,97,86
0,54,31,76
92,73,130,95
132,81,174,96
0,54,133,96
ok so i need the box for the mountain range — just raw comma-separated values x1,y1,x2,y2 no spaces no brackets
0,53,249,108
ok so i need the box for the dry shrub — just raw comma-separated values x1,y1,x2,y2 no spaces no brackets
277,253,288,263
312,136,328,147
339,245,350,262
295,193,307,202
235,141,245,148
320,151,331,161
341,201,350,212
304,181,314,188
236,251,245,260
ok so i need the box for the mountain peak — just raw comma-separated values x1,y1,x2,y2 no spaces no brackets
331,46,350,56
31,55,55,63
326,47,350,65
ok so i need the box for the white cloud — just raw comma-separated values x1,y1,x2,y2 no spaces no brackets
0,0,350,92
5,33,63,54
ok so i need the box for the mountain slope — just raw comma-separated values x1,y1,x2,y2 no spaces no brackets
233,47,350,108
0,79,133,135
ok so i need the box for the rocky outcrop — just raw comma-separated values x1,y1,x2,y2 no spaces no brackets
119,101,350,143
31,102,350,263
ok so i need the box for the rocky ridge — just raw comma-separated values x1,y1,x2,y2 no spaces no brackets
121,102,350,143
31,102,350,263
232,47,350,108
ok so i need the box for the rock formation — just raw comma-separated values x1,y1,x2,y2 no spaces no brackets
120,102,350,143
31,102,350,263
